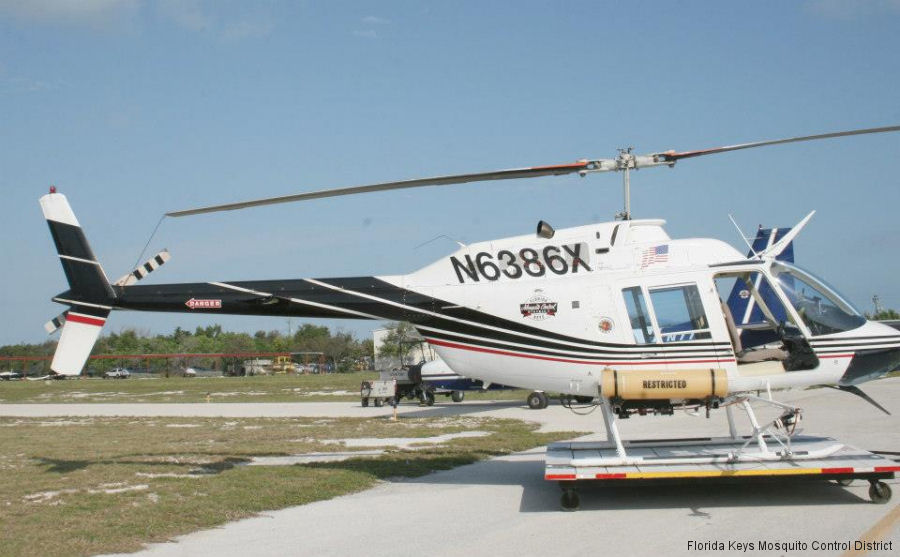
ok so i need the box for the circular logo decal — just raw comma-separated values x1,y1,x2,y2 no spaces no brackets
598,317,615,333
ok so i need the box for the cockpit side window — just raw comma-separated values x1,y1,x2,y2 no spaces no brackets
622,286,656,344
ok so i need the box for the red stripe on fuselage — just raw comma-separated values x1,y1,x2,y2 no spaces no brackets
425,338,734,366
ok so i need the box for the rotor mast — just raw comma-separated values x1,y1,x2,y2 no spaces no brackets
577,146,671,221
617,148,635,220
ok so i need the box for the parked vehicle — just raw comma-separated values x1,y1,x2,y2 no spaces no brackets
0,371,23,380
103,367,131,379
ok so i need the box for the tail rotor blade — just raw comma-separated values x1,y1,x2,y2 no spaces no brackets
44,312,67,335
114,249,171,286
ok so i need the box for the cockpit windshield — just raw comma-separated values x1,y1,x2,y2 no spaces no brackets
770,262,865,335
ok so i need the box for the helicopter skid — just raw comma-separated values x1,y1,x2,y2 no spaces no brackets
545,435,846,469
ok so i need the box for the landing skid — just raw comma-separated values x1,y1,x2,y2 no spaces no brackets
597,394,826,465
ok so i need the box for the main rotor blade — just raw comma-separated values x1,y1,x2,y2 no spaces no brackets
168,124,900,217
656,125,900,162
167,161,596,217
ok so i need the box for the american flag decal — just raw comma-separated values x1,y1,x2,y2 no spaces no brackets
641,245,669,268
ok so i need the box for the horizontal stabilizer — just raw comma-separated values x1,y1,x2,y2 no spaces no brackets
115,249,170,286
43,312,68,335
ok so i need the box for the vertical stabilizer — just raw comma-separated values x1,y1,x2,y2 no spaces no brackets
40,190,114,375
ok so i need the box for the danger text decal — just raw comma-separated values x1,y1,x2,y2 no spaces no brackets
449,243,591,283
185,298,222,310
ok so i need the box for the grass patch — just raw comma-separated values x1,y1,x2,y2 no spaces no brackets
0,416,581,556
0,373,527,404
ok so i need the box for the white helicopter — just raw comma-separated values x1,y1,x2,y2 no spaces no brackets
40,125,900,464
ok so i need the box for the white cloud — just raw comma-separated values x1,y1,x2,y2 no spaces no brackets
804,0,900,19
0,1,274,40
7,76,52,92
0,0,139,26
156,0,212,32
362,15,390,25
3,75,67,93
155,1,273,40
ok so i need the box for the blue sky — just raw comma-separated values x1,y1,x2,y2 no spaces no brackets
2,0,899,346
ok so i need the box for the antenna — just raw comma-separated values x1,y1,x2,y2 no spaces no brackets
728,214,759,258
414,234,466,250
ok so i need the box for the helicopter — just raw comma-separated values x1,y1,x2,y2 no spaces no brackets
40,125,900,463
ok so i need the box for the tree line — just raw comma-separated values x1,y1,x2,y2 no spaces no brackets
0,324,374,374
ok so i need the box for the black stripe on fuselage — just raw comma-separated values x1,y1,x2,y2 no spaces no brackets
114,276,729,355
314,277,730,351
114,280,365,319
810,336,900,345
812,341,900,350
422,328,733,362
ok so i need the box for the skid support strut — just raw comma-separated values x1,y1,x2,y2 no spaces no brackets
600,397,627,459
726,404,739,440
725,394,806,460
595,395,833,465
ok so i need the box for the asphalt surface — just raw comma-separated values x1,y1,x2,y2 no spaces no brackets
4,379,900,556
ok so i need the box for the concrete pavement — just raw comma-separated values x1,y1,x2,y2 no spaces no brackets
4,378,899,556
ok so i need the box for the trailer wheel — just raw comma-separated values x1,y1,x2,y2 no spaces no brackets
560,489,580,511
374,398,384,407
451,391,465,403
361,397,369,407
527,391,548,410
869,481,892,504
424,391,435,406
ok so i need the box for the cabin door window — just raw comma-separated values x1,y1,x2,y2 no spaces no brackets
622,286,656,344
647,284,712,342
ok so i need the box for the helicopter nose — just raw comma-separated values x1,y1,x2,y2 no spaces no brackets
839,346,900,386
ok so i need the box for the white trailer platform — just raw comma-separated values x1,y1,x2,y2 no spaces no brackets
545,435,899,511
